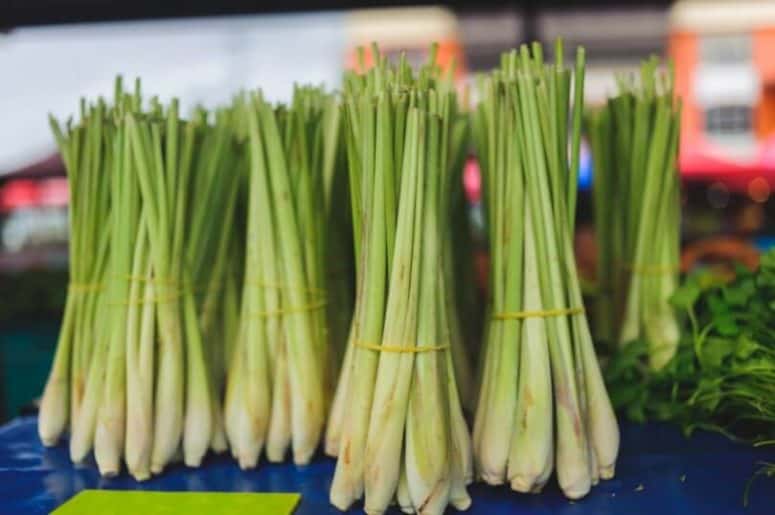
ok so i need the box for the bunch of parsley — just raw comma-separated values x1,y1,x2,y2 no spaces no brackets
605,249,775,443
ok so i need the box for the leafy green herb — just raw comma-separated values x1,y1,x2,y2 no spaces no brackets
606,251,775,443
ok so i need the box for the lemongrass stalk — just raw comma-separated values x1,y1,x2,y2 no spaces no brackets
69,106,125,464
237,332,265,470
556,80,622,487
405,111,454,515
73,105,110,418
288,91,329,398
39,117,79,445
324,322,356,456
334,87,397,509
509,44,590,499
228,98,276,468
266,334,291,462
95,106,142,476
588,108,615,342
138,269,157,465
68,332,107,462
446,347,474,510
365,108,426,514
618,99,674,346
40,113,77,433
259,110,290,463
42,106,109,448
127,112,185,474
74,251,109,420
180,285,213,466
573,312,619,479
643,104,681,370
438,256,473,509
161,109,214,469
330,95,389,512
438,266,474,507
233,103,272,467
223,316,246,461
257,98,326,464
39,291,74,445
508,211,554,493
554,48,619,485
125,221,153,480
476,77,522,485
397,466,413,514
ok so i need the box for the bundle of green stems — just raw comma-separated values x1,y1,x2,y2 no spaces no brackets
224,86,344,467
326,47,472,515
587,57,681,370
38,43,626,509
472,42,619,499
39,80,242,480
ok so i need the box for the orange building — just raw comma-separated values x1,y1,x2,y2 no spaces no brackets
344,7,466,80
669,0,775,193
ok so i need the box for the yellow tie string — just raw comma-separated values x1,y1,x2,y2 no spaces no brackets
353,341,449,353
492,306,584,320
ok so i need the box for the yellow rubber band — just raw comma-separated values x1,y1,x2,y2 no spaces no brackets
250,299,328,318
107,291,185,306
107,277,187,306
353,341,450,353
493,306,584,320
68,282,104,293
120,275,227,294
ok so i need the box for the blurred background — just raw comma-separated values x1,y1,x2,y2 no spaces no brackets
2,0,775,421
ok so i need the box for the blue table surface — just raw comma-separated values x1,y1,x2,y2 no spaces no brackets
1,416,773,514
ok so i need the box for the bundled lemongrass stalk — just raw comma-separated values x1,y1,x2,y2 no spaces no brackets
224,85,341,468
184,106,245,455
40,80,240,480
39,98,112,450
327,46,472,515
587,57,681,370
472,42,619,499
325,48,474,457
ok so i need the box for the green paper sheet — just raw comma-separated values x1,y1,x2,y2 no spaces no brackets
52,490,301,515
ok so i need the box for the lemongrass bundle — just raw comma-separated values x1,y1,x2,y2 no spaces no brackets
587,57,681,370
326,49,475,458
224,86,341,468
327,47,472,515
40,81,241,480
124,96,220,475
472,42,619,499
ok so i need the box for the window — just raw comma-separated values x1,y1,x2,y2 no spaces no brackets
700,35,752,65
705,105,752,135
